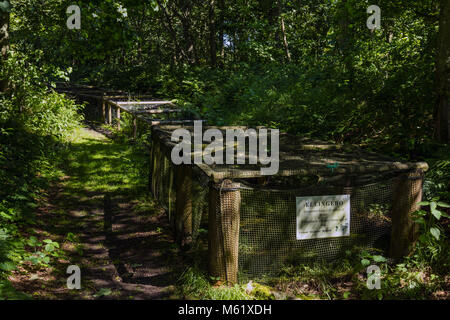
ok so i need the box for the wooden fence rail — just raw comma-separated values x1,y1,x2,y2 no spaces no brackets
54,83,199,136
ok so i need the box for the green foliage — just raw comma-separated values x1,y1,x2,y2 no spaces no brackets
0,281,30,300
277,246,447,300
24,237,62,267
415,199,449,239
0,50,83,297
424,159,450,200
355,247,447,300
411,199,450,270
6,0,442,158
178,267,254,300
93,288,113,298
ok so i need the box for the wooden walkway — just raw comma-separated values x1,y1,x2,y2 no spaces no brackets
54,83,200,137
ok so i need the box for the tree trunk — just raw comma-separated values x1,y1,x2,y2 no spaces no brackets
218,0,225,65
156,0,188,64
209,0,217,67
277,0,291,62
0,1,10,93
336,0,353,83
173,1,197,65
435,0,450,143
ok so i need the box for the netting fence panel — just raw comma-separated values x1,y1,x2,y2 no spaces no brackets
150,133,210,245
237,178,395,279
148,125,426,283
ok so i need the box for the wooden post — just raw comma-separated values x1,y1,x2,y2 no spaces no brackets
390,169,423,260
108,102,112,125
168,166,174,222
102,97,106,124
133,116,137,139
208,180,241,284
116,107,121,130
148,139,153,194
151,137,160,198
175,164,193,247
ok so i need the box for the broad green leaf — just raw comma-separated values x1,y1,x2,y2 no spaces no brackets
430,227,440,240
430,202,437,212
437,202,450,208
431,208,442,220
440,212,450,218
373,255,386,263
27,236,38,246
94,288,112,298
414,217,426,225
0,262,16,271
412,210,426,217
361,259,370,266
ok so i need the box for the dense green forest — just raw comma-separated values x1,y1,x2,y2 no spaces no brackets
0,0,449,300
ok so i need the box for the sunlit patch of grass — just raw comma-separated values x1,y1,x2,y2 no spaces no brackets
133,197,161,215
58,127,148,200
178,267,254,300
273,260,355,300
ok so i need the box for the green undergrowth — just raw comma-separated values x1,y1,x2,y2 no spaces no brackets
0,122,153,299
176,240,448,300
272,244,449,300
0,52,84,299
177,266,254,300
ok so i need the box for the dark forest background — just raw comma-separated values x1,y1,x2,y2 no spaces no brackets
3,0,449,152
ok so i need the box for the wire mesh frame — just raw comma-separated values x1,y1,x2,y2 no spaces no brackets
148,128,425,283
149,133,210,245
237,180,395,280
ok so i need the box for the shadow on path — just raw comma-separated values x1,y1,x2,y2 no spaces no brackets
10,127,181,300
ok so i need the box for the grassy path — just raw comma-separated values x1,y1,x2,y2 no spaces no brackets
10,127,180,299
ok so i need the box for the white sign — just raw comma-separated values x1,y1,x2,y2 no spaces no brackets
296,195,350,240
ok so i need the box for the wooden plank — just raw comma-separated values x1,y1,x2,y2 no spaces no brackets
390,169,424,260
208,180,241,285
175,165,193,247
108,102,112,124
131,109,181,114
107,100,178,115
105,95,153,100
115,101,173,105
59,93,103,101
121,106,177,113
117,107,121,130
102,97,106,124
108,100,129,113
141,119,197,126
